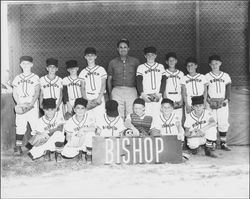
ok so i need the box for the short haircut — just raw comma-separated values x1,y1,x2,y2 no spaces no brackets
161,98,174,107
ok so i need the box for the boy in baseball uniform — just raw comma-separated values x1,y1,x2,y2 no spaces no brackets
205,55,232,151
12,56,40,155
40,58,63,117
95,100,126,137
27,98,65,161
181,57,208,114
61,98,96,162
164,52,184,121
184,95,217,158
124,98,153,137
79,47,107,117
62,60,82,119
150,98,184,141
136,46,166,118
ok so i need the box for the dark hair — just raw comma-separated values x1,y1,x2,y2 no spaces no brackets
185,57,197,65
117,38,129,47
165,52,177,60
208,55,222,63
161,98,174,107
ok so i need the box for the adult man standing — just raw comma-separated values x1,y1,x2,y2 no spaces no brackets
107,38,140,120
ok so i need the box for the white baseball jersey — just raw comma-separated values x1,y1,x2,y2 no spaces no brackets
32,111,65,135
205,72,231,98
40,75,63,104
78,65,107,100
62,76,82,106
136,63,165,94
96,113,126,137
64,112,96,136
151,112,181,135
12,73,40,103
165,69,184,102
184,109,215,132
181,73,207,105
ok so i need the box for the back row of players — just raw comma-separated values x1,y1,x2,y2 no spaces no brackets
12,38,231,162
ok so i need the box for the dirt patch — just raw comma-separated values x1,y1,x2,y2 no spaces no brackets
1,146,249,198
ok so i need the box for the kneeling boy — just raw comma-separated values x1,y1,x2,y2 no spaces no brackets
184,95,217,157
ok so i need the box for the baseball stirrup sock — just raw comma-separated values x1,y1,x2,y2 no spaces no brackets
16,134,24,146
219,132,227,143
205,139,214,148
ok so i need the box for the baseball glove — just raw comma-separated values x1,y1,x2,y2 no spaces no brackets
209,98,225,109
122,128,135,136
86,99,99,110
14,104,34,115
174,101,183,109
147,93,160,102
189,129,205,138
64,111,73,120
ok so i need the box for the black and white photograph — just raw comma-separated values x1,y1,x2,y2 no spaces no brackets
1,0,249,198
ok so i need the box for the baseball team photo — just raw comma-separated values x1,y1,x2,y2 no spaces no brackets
1,1,249,198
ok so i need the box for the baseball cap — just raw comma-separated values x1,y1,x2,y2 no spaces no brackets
166,52,177,60
144,46,157,55
117,38,129,47
42,98,56,109
161,98,174,107
66,60,78,69
74,98,88,108
191,95,204,106
209,55,222,63
20,56,33,63
46,58,58,67
105,100,119,117
84,47,97,56
185,57,197,65
133,98,145,106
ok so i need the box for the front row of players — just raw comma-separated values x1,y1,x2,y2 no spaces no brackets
25,95,220,163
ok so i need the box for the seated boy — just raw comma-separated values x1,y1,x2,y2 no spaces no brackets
150,98,184,141
184,95,217,157
27,98,65,161
124,98,153,136
61,98,96,162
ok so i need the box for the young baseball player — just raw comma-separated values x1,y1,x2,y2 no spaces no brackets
40,58,63,117
150,98,184,141
136,46,166,118
61,98,96,162
184,95,217,157
78,47,107,117
181,57,208,114
124,98,153,136
62,60,82,119
12,56,40,155
205,55,232,151
95,100,126,137
26,98,65,161
164,52,185,121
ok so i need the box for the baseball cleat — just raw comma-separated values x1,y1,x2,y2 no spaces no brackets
221,143,231,151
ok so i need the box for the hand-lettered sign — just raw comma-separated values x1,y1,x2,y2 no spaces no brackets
92,135,183,165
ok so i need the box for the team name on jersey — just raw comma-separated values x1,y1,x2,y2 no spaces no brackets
73,125,89,132
43,84,60,88
17,79,35,85
102,126,118,130
192,120,206,128
68,82,81,87
209,79,225,83
162,123,175,128
167,75,181,80
44,123,56,131
85,72,100,78
186,79,202,84
145,68,161,74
